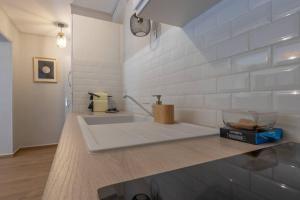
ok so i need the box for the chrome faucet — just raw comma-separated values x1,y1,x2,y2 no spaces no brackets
123,95,153,117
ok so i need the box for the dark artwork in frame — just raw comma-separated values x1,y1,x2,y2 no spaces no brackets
33,57,57,83
38,60,55,79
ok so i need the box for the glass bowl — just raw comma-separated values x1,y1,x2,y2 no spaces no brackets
222,110,278,131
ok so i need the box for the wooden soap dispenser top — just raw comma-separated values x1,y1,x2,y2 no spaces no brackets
152,95,175,124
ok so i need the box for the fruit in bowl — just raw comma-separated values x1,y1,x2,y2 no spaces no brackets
222,110,278,131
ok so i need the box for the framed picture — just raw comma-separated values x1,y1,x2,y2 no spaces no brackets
33,57,57,83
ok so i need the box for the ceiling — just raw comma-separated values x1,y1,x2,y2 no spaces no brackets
72,0,120,14
0,0,121,37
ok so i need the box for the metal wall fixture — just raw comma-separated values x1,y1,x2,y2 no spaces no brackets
130,13,151,37
130,13,161,50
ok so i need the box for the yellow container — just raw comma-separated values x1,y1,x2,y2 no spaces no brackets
93,100,108,112
93,92,108,101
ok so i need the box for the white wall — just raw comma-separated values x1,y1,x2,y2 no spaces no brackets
1,6,70,154
123,0,300,139
0,35,13,155
0,7,19,43
13,33,69,148
72,14,123,113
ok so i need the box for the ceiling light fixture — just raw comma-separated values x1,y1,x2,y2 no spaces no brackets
56,22,67,48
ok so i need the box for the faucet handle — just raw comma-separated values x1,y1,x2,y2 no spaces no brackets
152,95,162,105
88,92,100,100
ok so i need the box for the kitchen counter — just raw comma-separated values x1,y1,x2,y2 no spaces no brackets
42,113,285,200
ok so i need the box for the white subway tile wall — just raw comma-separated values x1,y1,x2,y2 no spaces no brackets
204,94,231,110
272,0,300,20
184,95,204,108
217,33,249,59
217,73,250,93
204,22,231,47
249,0,271,10
216,0,249,25
72,60,123,113
232,47,271,73
273,91,300,113
251,65,300,91
232,2,271,37
123,0,300,137
249,13,300,50
273,38,300,66
232,92,273,111
201,58,231,78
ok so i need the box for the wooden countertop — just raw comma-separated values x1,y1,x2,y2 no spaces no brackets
42,113,284,200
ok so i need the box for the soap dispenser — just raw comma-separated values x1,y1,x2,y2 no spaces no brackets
152,95,175,124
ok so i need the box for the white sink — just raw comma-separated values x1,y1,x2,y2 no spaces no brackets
78,114,218,152
82,115,149,125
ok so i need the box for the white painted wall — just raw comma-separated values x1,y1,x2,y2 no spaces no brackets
0,7,19,43
0,35,13,155
13,33,69,148
72,14,123,113
0,6,70,154
123,0,300,139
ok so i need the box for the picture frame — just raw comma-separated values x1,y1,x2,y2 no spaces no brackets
33,57,57,83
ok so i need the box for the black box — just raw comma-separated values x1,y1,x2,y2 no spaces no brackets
220,127,283,145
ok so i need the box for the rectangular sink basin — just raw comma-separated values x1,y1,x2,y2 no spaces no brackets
83,115,149,125
78,114,218,152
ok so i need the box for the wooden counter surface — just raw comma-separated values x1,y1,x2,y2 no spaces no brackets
42,113,283,200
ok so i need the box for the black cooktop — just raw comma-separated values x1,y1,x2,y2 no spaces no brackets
98,142,300,200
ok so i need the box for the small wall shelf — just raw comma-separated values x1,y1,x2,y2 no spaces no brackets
136,0,221,27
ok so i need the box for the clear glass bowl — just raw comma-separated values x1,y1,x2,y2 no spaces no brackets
222,110,278,131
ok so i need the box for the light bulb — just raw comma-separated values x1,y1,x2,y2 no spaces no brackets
56,32,66,48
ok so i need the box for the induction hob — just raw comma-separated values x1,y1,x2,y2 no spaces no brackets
98,142,300,200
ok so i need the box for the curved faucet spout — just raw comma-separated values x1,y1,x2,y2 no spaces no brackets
123,95,153,117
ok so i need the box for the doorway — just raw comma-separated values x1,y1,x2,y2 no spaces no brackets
0,33,13,155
